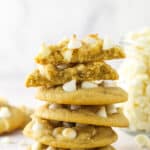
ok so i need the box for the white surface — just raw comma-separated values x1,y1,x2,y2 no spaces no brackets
0,0,150,77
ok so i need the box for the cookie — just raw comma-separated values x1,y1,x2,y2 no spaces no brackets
28,143,115,150
0,105,30,134
23,119,117,148
34,34,125,65
36,86,128,105
0,97,32,134
34,104,128,127
25,62,118,87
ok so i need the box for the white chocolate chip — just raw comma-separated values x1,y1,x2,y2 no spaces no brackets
46,146,56,150
52,127,62,137
37,64,45,76
56,64,68,70
62,128,77,139
0,107,11,118
103,37,114,50
92,80,103,84
62,49,73,62
32,142,42,150
39,43,51,57
49,104,62,109
70,105,81,110
32,121,43,131
106,105,117,115
135,134,150,148
83,37,96,44
62,80,76,92
81,81,98,89
97,106,107,118
68,38,82,49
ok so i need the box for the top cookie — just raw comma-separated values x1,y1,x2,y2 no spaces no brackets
35,34,125,65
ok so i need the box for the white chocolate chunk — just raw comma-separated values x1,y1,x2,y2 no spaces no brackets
46,146,56,150
70,105,81,110
68,38,82,49
62,80,76,92
52,128,62,137
106,104,117,115
135,134,150,148
56,64,68,70
32,121,43,131
0,107,11,118
38,43,51,57
97,106,107,118
103,37,114,50
37,64,45,76
49,104,62,109
83,37,96,44
81,81,98,89
32,142,42,150
62,128,77,139
92,80,103,84
62,49,73,62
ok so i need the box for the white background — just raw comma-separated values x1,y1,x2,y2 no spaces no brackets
0,0,149,149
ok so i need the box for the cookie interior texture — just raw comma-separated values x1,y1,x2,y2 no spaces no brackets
23,119,117,148
35,86,128,105
35,34,125,65
25,62,118,88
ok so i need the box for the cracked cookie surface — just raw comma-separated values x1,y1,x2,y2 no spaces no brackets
25,62,118,88
35,34,125,65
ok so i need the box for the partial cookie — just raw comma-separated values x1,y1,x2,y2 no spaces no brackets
25,62,118,87
0,105,30,134
28,143,115,150
23,119,117,148
36,86,128,105
35,34,125,65
35,104,128,127
0,97,32,134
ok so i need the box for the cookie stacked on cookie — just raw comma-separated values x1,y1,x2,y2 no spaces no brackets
23,34,128,150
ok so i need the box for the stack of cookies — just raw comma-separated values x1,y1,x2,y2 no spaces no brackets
23,34,128,150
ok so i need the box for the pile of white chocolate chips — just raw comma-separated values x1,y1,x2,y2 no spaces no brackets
118,28,150,132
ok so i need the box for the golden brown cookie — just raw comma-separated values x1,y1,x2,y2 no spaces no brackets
0,97,32,134
34,34,125,65
34,104,128,127
36,86,128,105
25,62,118,88
28,143,115,150
23,119,117,148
